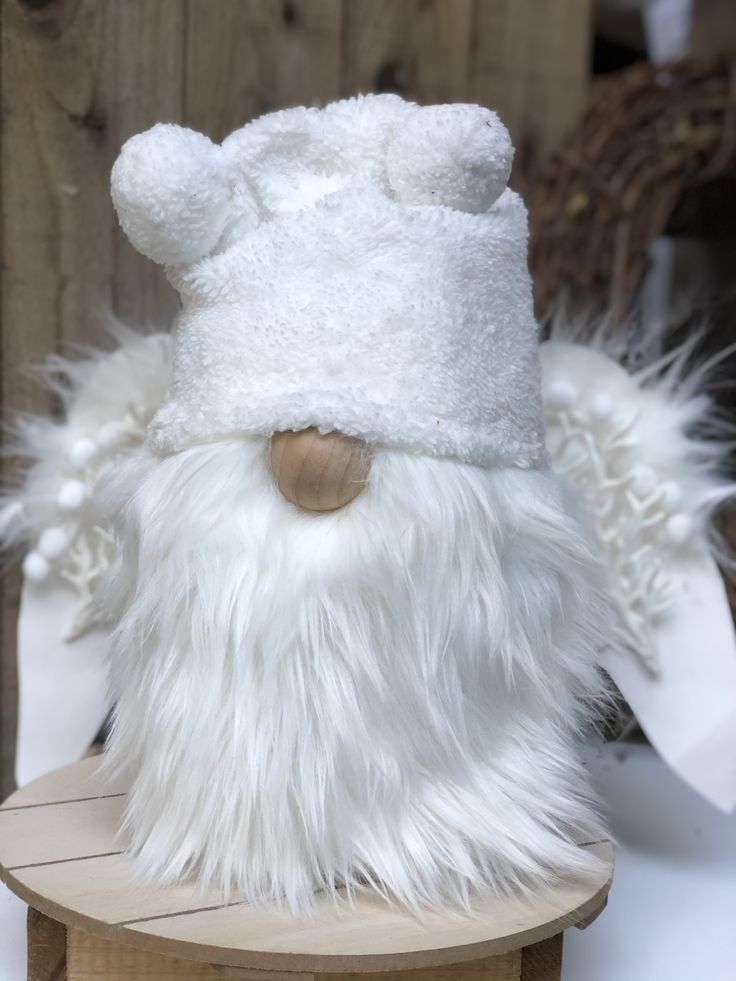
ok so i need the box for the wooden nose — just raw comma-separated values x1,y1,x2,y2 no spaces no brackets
269,428,371,512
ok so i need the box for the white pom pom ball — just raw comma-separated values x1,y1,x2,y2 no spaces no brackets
546,379,579,411
57,480,88,512
111,124,233,266
590,392,615,421
387,105,513,213
23,551,50,583
38,527,70,561
68,437,98,468
666,513,693,546
630,465,658,497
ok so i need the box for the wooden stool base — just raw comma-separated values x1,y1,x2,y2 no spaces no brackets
28,910,565,981
6,761,613,981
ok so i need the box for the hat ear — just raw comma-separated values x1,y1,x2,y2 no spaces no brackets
386,105,513,214
111,124,234,266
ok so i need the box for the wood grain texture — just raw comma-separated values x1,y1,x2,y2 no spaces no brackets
0,761,614,975
66,929,525,981
341,0,475,104
573,895,607,931
469,0,593,187
520,935,562,981
67,926,220,981
689,0,736,57
28,907,67,981
270,429,371,512
0,756,123,810
217,970,315,981
0,796,123,868
314,953,523,981
184,0,343,141
18,853,227,925
0,0,594,794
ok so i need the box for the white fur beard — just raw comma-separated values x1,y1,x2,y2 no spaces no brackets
97,438,609,914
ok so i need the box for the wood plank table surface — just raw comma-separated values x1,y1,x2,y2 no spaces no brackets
0,759,613,980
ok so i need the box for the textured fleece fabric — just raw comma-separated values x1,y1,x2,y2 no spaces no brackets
111,95,546,468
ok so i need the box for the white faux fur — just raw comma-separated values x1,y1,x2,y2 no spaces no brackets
5,310,736,910
0,326,171,637
96,437,608,913
542,318,736,671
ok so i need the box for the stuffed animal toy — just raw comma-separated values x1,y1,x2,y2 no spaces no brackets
12,95,613,913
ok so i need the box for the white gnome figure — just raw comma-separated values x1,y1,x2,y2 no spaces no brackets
100,95,608,913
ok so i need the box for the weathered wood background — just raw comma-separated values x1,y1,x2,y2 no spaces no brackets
0,0,594,796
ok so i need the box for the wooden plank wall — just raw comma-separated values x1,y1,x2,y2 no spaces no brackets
690,0,736,57
0,0,593,797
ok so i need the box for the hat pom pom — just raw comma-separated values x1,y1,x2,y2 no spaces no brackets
111,124,232,266
386,105,513,214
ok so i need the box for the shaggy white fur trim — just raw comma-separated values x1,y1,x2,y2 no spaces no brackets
97,438,607,913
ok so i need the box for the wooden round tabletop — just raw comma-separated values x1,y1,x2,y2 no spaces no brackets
0,758,613,973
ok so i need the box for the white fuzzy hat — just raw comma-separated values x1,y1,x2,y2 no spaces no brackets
111,95,545,468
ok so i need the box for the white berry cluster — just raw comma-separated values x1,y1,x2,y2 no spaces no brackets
19,410,147,640
544,369,696,673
